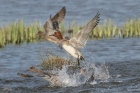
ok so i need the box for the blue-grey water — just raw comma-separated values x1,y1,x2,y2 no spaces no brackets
0,38,140,93
0,0,140,93
0,0,140,27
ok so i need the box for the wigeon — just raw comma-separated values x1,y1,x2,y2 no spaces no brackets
49,13,100,65
37,7,66,43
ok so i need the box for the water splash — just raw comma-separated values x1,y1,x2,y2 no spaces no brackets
51,62,110,87
94,62,110,80
57,66,78,87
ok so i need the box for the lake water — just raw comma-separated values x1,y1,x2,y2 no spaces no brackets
0,0,140,26
0,0,140,93
0,38,140,93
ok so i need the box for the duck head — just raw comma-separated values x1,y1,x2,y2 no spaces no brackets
37,31,44,36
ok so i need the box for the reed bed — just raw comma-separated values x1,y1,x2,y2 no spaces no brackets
0,18,140,48
0,20,43,48
67,18,140,40
40,52,78,70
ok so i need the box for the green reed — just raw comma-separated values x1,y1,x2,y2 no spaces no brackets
0,28,6,48
122,18,140,38
60,20,65,34
0,20,43,48
0,18,140,48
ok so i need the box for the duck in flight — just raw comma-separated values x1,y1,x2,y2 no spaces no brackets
49,13,100,65
37,7,66,43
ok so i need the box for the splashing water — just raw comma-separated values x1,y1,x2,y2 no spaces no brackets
57,66,78,87
94,62,110,80
51,62,110,87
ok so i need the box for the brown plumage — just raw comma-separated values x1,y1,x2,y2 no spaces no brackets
51,31,63,40
37,7,66,43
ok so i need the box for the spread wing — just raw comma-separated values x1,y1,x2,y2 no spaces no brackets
45,27,57,35
69,13,100,49
51,6,66,24
44,18,53,34
44,7,66,33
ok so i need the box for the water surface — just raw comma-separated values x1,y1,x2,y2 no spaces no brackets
0,38,140,93
0,0,140,26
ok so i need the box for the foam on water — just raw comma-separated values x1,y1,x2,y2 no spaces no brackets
53,62,110,87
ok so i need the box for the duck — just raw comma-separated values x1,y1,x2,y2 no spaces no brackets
37,6,66,44
48,13,100,65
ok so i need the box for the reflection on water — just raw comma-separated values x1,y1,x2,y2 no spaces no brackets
0,38,140,92
0,0,140,26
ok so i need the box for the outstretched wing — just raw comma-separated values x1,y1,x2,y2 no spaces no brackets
44,18,53,34
51,6,66,24
45,27,57,36
44,7,66,32
69,13,100,49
